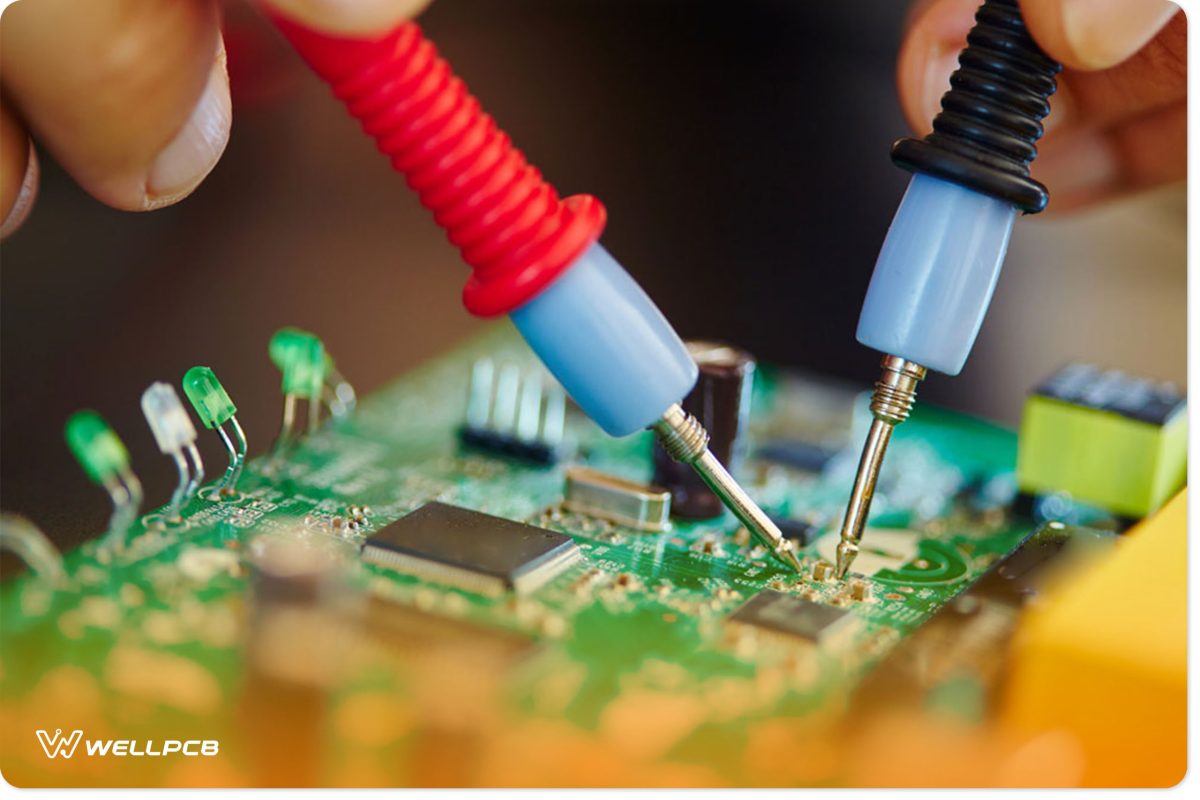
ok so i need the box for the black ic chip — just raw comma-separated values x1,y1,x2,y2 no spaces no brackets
362,502,580,596
727,590,852,644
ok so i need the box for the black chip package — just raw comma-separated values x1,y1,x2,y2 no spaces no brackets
362,502,581,596
727,589,853,644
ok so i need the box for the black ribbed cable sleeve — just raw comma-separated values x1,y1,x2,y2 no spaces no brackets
890,0,1062,213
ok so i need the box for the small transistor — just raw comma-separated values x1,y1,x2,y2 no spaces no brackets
459,359,566,465
727,589,854,645
362,502,581,596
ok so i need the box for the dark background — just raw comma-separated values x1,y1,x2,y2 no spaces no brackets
0,0,1186,551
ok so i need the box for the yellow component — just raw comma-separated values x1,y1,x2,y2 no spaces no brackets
1017,394,1187,518
1001,490,1187,787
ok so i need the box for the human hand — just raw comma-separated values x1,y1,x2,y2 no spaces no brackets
0,0,430,238
896,0,1184,211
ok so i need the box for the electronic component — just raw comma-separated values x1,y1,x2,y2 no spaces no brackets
563,466,671,532
1016,364,1187,518
652,341,755,519
727,589,853,645
269,327,357,418
268,329,327,449
838,0,1061,579
182,366,247,498
460,359,566,465
361,502,581,596
141,382,204,523
64,410,143,548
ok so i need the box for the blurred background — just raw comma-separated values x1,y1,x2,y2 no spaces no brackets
0,0,1186,550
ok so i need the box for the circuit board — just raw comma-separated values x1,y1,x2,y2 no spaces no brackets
1,324,1041,788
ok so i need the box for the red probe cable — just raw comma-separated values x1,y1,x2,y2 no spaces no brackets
269,13,607,317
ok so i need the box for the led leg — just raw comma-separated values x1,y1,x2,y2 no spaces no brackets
0,514,64,581
327,366,356,416
183,443,205,501
166,449,190,522
215,416,248,496
101,468,143,549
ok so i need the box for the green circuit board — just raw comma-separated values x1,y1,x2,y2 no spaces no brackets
1,324,1038,788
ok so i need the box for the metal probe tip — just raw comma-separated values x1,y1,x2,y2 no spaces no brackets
651,404,802,574
834,355,926,579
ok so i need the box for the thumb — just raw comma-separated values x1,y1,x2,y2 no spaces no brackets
260,1,433,36
1020,0,1180,70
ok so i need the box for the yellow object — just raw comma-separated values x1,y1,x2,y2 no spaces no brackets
1001,490,1187,787
1017,391,1187,518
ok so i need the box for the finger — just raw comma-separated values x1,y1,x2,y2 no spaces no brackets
0,96,38,238
1020,0,1180,70
897,0,1185,166
260,0,433,35
1033,100,1185,211
0,0,230,211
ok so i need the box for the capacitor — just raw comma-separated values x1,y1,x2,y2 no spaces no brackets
652,341,756,519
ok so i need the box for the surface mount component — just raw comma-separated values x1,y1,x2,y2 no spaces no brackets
563,466,671,532
727,589,854,645
1016,363,1187,518
653,341,756,519
362,502,581,596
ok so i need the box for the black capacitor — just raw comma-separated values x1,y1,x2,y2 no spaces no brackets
652,341,756,519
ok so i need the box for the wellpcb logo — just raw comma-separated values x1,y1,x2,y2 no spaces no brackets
35,728,219,759
36,729,83,759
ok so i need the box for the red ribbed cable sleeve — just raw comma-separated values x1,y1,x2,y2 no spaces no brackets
269,13,607,317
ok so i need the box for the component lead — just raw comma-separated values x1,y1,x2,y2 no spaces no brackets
652,404,801,573
835,355,926,578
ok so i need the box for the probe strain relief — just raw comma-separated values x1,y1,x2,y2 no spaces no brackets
890,0,1061,213
269,14,606,316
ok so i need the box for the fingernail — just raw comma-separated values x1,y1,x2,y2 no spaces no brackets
1061,0,1179,70
920,47,961,130
0,142,39,239
144,43,231,209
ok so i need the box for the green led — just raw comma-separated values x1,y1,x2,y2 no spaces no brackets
64,410,129,484
270,328,326,399
268,327,312,371
284,337,327,399
182,366,237,429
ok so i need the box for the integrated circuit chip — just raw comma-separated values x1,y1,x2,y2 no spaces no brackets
362,502,580,596
727,589,853,645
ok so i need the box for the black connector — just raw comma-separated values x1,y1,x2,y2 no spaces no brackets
890,0,1062,213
